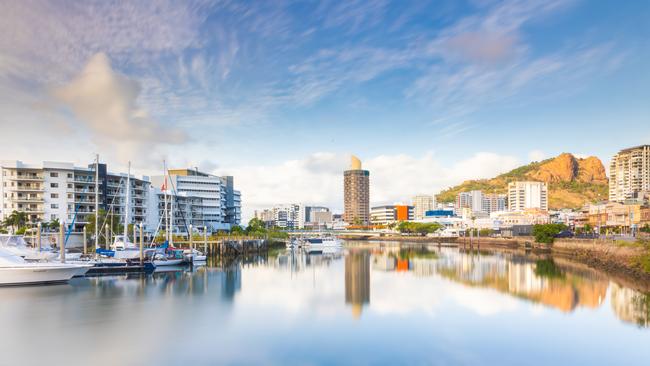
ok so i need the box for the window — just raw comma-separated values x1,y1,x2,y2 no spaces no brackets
51,193,59,199
51,214,57,220
51,204,59,209
50,172,59,178
67,184,72,189
50,183,58,188
67,173,73,179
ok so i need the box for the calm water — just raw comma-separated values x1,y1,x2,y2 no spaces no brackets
1,241,649,366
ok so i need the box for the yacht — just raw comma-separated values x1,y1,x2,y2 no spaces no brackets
109,235,141,260
183,248,207,264
0,234,84,262
303,236,342,253
0,248,92,286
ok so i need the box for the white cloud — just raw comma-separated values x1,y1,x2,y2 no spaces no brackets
52,53,188,163
528,150,546,162
217,151,519,223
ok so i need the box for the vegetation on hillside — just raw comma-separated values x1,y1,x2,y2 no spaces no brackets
436,154,607,209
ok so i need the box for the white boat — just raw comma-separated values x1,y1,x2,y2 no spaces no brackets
0,234,85,262
110,235,141,260
152,254,184,267
183,248,207,264
0,248,91,286
303,237,342,253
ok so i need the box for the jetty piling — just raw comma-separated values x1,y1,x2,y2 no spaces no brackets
59,222,65,263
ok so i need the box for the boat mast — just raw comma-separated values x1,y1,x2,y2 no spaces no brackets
123,161,130,242
94,154,99,254
170,172,174,248
163,160,168,243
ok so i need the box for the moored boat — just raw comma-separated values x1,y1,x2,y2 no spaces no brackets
0,248,91,286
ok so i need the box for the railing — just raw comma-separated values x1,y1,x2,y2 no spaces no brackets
10,197,44,202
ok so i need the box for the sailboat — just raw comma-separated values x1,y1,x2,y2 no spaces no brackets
109,162,141,260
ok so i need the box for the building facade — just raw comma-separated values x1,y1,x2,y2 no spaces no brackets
344,156,370,225
456,190,485,214
507,181,548,211
609,145,650,202
412,195,435,220
152,168,241,232
370,205,414,225
482,193,507,214
1,160,149,232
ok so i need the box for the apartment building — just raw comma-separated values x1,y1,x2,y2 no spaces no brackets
609,145,650,202
507,181,548,211
151,168,241,233
412,195,435,220
0,160,149,231
482,193,507,214
456,190,484,213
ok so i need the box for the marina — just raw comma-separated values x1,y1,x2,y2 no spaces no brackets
1,241,649,365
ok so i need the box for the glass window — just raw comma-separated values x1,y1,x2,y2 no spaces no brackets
50,172,59,177
50,183,58,188
51,193,59,199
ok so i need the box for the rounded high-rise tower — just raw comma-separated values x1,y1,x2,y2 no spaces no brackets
344,155,370,226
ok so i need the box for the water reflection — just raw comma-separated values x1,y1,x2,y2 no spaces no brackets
345,250,370,317
2,243,650,366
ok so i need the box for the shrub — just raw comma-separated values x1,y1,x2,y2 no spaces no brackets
532,224,568,244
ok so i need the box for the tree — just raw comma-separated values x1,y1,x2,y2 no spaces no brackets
84,209,123,239
48,218,60,231
532,224,568,244
246,218,267,235
2,211,28,232
230,225,245,235
397,221,443,236
641,224,650,234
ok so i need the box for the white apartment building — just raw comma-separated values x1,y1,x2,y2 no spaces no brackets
456,190,484,213
151,168,241,233
1,160,149,231
412,195,435,220
609,145,650,202
507,181,548,211
482,193,507,214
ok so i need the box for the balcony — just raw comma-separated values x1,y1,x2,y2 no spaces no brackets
8,175,44,181
10,197,44,203
10,185,44,192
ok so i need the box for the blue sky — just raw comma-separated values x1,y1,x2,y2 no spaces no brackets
0,0,648,219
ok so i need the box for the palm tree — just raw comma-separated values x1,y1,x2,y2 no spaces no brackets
2,211,28,232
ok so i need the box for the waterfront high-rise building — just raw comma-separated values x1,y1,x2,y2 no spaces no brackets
609,145,650,202
0,160,149,232
412,195,435,220
150,168,241,233
343,156,370,225
507,181,548,211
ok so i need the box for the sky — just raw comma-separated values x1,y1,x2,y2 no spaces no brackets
0,0,649,222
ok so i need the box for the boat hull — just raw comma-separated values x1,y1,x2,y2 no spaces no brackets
0,265,82,286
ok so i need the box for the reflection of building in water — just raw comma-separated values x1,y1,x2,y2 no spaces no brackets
372,255,396,271
411,258,437,277
434,250,608,313
221,265,241,302
508,261,545,294
345,251,370,318
610,282,650,328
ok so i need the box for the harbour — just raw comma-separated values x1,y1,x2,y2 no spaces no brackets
1,240,649,366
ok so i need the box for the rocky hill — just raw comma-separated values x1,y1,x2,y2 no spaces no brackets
437,153,608,209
